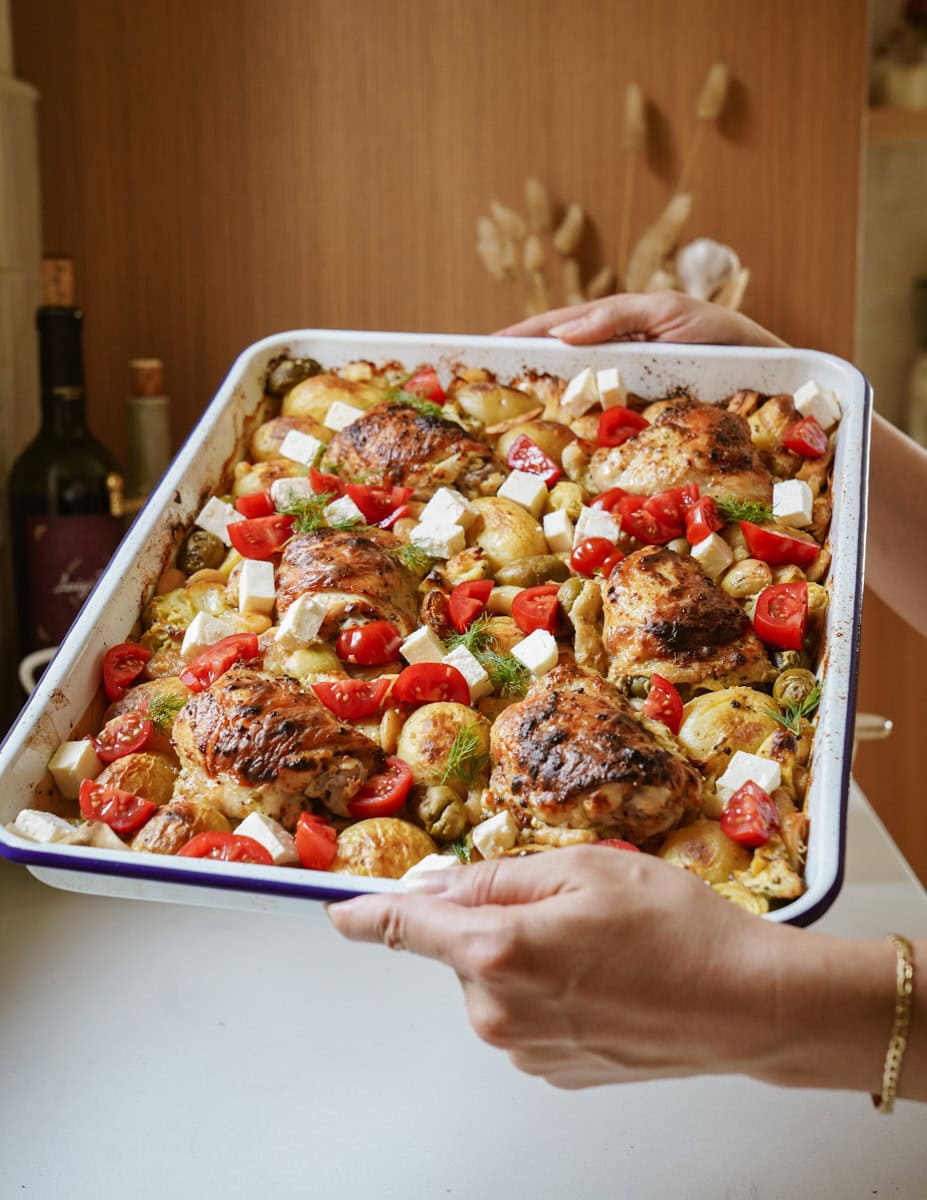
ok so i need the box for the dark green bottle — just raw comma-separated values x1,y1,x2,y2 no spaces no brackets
8,258,123,659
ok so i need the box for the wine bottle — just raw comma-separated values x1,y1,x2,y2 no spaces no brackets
8,257,124,657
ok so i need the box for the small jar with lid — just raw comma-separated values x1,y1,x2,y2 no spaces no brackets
125,358,172,503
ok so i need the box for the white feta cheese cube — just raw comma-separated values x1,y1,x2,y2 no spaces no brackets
48,739,102,800
11,809,86,844
195,496,243,547
410,522,467,559
324,495,366,527
400,625,448,665
471,811,518,860
323,399,365,432
772,479,814,528
716,751,782,801
560,367,601,418
573,505,620,546
275,594,329,650
239,559,276,615
270,476,316,509
279,428,325,467
543,509,575,554
401,853,462,884
181,612,243,661
88,821,128,851
497,469,548,518
793,381,841,430
596,366,627,408
235,811,299,866
418,487,477,529
442,645,492,700
511,629,559,676
690,532,734,580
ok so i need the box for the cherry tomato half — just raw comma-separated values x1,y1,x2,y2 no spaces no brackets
512,585,561,634
78,777,156,835
392,662,471,706
402,366,446,404
228,513,295,560
102,642,153,702
781,416,828,459
597,839,642,852
590,487,628,513
345,483,413,529
311,677,393,721
685,496,724,545
641,673,683,735
597,406,649,447
92,712,154,763
335,620,403,666
739,521,819,567
177,831,274,865
347,756,414,818
720,781,781,848
309,467,345,497
448,579,494,633
617,496,677,545
234,489,275,519
295,812,338,870
753,581,808,651
643,484,699,539
570,537,624,577
505,435,562,486
179,633,260,693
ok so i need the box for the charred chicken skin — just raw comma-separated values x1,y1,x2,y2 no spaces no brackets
603,546,774,688
173,667,383,823
323,401,504,498
488,664,702,844
587,396,773,502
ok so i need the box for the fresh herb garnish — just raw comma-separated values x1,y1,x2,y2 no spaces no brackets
448,836,472,864
389,387,446,420
441,724,491,787
390,543,435,575
715,496,774,525
766,681,822,735
445,613,496,656
480,649,531,698
146,690,186,732
277,491,336,533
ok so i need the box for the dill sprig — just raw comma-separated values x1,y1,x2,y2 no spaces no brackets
145,690,186,733
448,836,472,864
441,724,491,787
480,649,531,698
715,495,774,525
389,387,446,420
277,491,336,533
390,543,435,575
766,681,822,735
445,613,496,656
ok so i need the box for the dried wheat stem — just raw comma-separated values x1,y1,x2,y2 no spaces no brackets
525,177,552,233
619,83,647,289
553,204,585,255
586,265,616,301
678,62,730,194
562,257,584,306
525,270,551,316
490,200,527,242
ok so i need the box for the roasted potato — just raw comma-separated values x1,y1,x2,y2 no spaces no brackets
468,497,547,572
657,818,752,883
395,702,491,792
677,687,784,787
495,419,576,465
131,798,230,855
495,554,570,588
249,414,331,461
96,752,178,808
282,373,387,424
330,817,437,878
453,382,540,427
232,458,307,497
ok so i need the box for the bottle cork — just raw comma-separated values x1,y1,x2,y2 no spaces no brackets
129,358,165,397
41,255,75,306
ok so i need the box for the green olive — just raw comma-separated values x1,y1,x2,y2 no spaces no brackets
773,668,818,709
771,648,811,672
557,576,584,613
627,676,651,699
178,529,225,575
265,356,323,398
495,555,570,588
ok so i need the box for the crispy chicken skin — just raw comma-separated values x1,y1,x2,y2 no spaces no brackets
487,664,702,844
276,527,421,635
173,667,383,822
587,397,773,502
324,401,504,497
603,547,774,688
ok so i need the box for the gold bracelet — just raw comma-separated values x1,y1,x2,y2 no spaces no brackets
872,934,916,1114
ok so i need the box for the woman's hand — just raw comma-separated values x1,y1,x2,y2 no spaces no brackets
496,289,786,349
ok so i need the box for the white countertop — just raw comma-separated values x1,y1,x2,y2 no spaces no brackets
1,784,925,1200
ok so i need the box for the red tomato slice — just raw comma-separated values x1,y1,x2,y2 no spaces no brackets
102,642,153,702
781,416,828,458
512,584,561,634
92,713,154,763
448,580,494,633
597,838,642,852
234,489,275,518
403,366,446,404
311,677,392,721
570,537,624,577
720,781,781,848
78,777,157,835
309,467,345,497
345,483,413,529
505,435,562,486
228,513,295,560
641,673,683,735
597,406,649,447
178,633,260,692
739,521,819,566
392,662,471,706
590,487,628,512
295,811,338,870
617,496,676,544
335,620,402,666
348,756,414,818
685,496,724,545
642,484,699,539
177,831,274,865
753,581,808,651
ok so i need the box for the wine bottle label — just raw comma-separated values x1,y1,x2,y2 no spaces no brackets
24,514,123,648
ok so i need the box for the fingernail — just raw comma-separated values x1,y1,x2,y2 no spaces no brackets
548,320,583,338
402,871,452,894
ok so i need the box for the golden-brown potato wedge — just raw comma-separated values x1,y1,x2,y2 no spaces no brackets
453,382,541,428
131,799,231,855
249,414,331,460
468,497,547,572
96,753,178,808
329,818,437,878
657,818,752,884
282,373,387,424
495,419,576,465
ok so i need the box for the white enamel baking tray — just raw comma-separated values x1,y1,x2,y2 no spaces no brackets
0,331,871,922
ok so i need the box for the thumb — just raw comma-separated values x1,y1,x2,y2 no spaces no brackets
407,847,584,908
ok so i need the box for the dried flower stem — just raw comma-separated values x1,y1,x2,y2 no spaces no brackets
620,83,647,282
678,62,730,195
